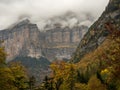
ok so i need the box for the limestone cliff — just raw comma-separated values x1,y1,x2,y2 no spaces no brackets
42,26,88,61
0,19,41,61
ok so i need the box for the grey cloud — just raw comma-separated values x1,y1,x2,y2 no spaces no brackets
0,0,109,30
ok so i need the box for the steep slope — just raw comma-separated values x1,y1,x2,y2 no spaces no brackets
72,0,120,63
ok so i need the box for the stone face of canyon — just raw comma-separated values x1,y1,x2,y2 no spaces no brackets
42,26,88,61
0,19,88,61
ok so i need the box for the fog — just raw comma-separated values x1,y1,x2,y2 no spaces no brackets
0,0,109,30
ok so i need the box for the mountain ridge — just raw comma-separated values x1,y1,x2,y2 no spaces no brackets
72,0,120,63
0,18,88,62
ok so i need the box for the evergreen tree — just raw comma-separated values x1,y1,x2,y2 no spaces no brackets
29,76,36,90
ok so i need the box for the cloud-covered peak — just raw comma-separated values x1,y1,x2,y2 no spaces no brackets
0,0,109,30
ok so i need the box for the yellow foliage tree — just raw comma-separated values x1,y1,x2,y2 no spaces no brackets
87,75,107,90
0,44,29,90
9,62,29,90
0,47,17,90
50,61,76,90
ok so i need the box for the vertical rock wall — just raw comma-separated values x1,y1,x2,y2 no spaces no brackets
0,19,88,61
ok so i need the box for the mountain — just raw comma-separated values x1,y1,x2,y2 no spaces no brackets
0,19,88,62
39,1,120,89
72,0,120,63
0,15,88,83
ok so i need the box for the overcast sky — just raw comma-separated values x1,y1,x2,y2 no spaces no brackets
0,0,109,30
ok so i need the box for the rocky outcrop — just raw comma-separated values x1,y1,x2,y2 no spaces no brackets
72,0,120,63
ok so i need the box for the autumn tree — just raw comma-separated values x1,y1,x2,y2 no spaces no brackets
50,61,77,90
63,63,76,90
87,75,107,90
50,61,64,90
0,47,17,90
9,62,29,90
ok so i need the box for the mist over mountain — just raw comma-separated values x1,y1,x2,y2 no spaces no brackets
0,0,109,30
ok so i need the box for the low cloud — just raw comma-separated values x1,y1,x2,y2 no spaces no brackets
0,0,109,30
